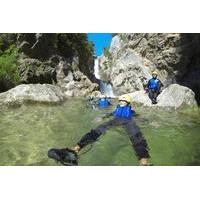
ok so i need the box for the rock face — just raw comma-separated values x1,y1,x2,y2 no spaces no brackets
101,48,154,95
109,35,123,55
57,69,99,97
17,34,96,81
128,84,197,108
55,58,99,97
0,84,66,106
99,33,200,104
17,56,57,85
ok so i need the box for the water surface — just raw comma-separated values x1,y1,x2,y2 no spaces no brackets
0,99,199,166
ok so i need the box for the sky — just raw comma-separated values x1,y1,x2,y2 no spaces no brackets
87,33,112,56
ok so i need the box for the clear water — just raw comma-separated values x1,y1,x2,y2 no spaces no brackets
0,99,199,166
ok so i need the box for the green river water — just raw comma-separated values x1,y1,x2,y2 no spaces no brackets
0,99,200,166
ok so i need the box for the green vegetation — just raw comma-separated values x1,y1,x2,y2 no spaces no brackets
0,45,20,84
0,34,17,55
103,60,112,70
104,47,111,58
103,47,113,70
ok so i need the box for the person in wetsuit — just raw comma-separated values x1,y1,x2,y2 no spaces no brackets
50,94,150,166
87,95,111,109
147,71,163,104
97,95,111,108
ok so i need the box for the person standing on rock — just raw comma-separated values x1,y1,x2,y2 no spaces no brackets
48,94,150,166
147,71,163,104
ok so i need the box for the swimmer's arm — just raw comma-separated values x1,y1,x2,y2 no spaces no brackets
102,112,114,119
131,108,140,117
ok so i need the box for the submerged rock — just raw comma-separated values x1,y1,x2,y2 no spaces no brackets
128,84,197,108
0,84,66,106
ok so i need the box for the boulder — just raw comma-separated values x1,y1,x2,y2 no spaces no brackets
157,84,197,108
0,84,66,106
128,90,152,106
128,84,197,108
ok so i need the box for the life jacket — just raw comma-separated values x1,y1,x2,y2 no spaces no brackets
113,105,133,119
98,98,110,108
148,78,159,90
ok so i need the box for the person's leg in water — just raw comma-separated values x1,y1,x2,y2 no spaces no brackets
72,119,119,153
123,120,150,166
48,119,118,164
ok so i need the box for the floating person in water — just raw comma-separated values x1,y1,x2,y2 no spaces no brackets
147,71,163,104
97,95,111,108
48,94,150,166
86,94,111,109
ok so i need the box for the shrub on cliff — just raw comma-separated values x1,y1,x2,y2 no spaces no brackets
0,45,20,91
0,34,17,55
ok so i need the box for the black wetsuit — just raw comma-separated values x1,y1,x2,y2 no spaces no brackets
148,78,163,104
77,112,150,160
